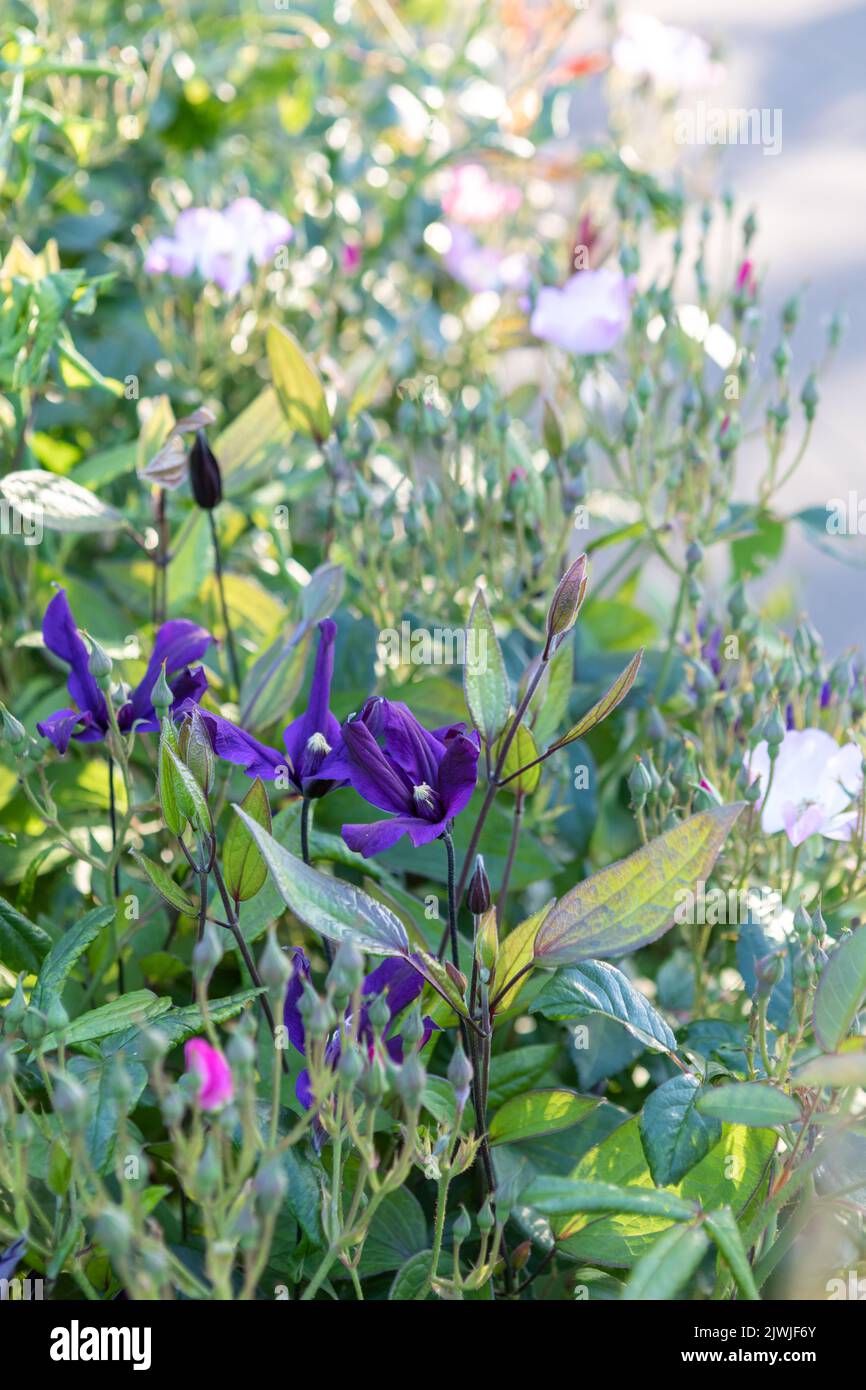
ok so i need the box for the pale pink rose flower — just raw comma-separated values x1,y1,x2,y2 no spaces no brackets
440,164,522,225
530,268,632,354
184,1038,234,1110
744,728,863,847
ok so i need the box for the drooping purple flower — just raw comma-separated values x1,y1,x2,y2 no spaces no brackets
0,1236,26,1283
36,589,211,754
284,947,435,1112
328,697,479,858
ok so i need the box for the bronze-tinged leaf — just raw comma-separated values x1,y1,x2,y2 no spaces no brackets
548,648,643,752
533,804,745,968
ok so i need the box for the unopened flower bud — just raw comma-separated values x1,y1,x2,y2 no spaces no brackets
2,975,27,1030
192,922,224,984
178,708,214,795
453,1207,471,1243
511,1240,532,1272
151,662,173,716
189,430,223,510
254,1158,288,1215
21,1008,47,1046
0,1042,17,1084
763,706,786,752
85,634,113,688
327,938,365,999
337,1046,364,1090
793,903,812,945
466,855,491,916
395,1054,426,1111
366,992,391,1037
259,931,291,995
544,555,587,658
95,1208,133,1261
477,1198,495,1234
53,1073,89,1133
161,1087,186,1127
475,909,498,975
400,1007,425,1049
195,1139,221,1199
628,759,652,808
226,1028,256,1070
755,952,785,998
0,703,26,748
447,1044,473,1112
359,1053,387,1103
45,996,69,1037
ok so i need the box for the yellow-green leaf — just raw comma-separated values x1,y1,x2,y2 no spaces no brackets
548,648,643,752
489,1088,598,1145
131,851,196,916
267,322,331,442
223,778,272,904
496,724,541,795
493,902,552,1014
463,589,510,744
533,803,744,968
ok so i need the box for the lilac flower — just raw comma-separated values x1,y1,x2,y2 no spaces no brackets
442,224,531,295
144,198,292,297
184,1039,234,1110
284,947,435,1111
36,589,210,754
744,728,862,846
530,268,633,355
327,697,479,858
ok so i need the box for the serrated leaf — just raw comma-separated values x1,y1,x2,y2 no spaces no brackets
520,1177,696,1221
813,925,866,1052
223,778,272,903
31,905,114,1011
41,991,171,1050
0,893,52,974
704,1206,759,1300
489,1088,598,1145
0,469,123,533
639,1074,722,1185
547,648,643,751
696,1082,801,1128
267,322,331,442
131,852,196,915
389,1249,434,1301
531,959,676,1054
622,1221,710,1300
463,589,510,744
533,804,744,968
234,808,409,956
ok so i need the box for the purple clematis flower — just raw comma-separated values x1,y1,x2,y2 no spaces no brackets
284,947,435,1113
327,697,479,858
36,589,210,754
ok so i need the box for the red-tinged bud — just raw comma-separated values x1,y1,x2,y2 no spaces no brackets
544,555,587,659
466,854,491,915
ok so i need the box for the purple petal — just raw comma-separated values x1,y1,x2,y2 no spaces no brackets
380,702,444,786
340,721,414,815
193,707,285,779
437,733,480,819
0,1237,26,1282
342,817,419,857
36,706,103,753
127,619,212,729
284,948,312,1053
295,1068,314,1110
42,589,108,730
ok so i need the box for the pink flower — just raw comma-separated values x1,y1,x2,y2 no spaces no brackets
744,728,862,847
440,164,522,225
442,224,530,294
184,1039,234,1110
735,259,757,296
144,198,292,297
342,242,362,273
612,12,724,92
530,268,633,354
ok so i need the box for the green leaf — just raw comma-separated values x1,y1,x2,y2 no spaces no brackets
796,1048,866,1088
639,1074,722,1185
533,804,744,968
267,322,331,442
47,1139,73,1197
489,1088,598,1146
530,959,676,1054
102,989,260,1060
31,905,114,1011
463,588,510,744
42,991,171,1050
0,893,52,974
520,1176,696,1220
223,778,272,904
704,1206,759,1301
696,1082,801,1128
234,808,409,956
0,469,123,533
813,925,866,1052
157,722,184,836
487,1044,560,1110
622,1221,710,1300
358,1189,428,1278
163,744,211,840
547,649,643,752
240,626,311,731
496,724,540,795
131,852,196,915
301,562,345,626
389,1249,434,1301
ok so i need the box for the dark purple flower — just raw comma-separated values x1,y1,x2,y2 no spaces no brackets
36,589,211,754
0,1236,26,1282
329,697,479,858
284,947,435,1112
282,619,346,798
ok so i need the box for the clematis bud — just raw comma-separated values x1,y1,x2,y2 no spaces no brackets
86,635,113,687
544,555,587,658
151,662,173,716
0,703,26,748
475,909,498,976
178,708,214,795
188,430,223,510
466,855,492,916
447,1044,473,1112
